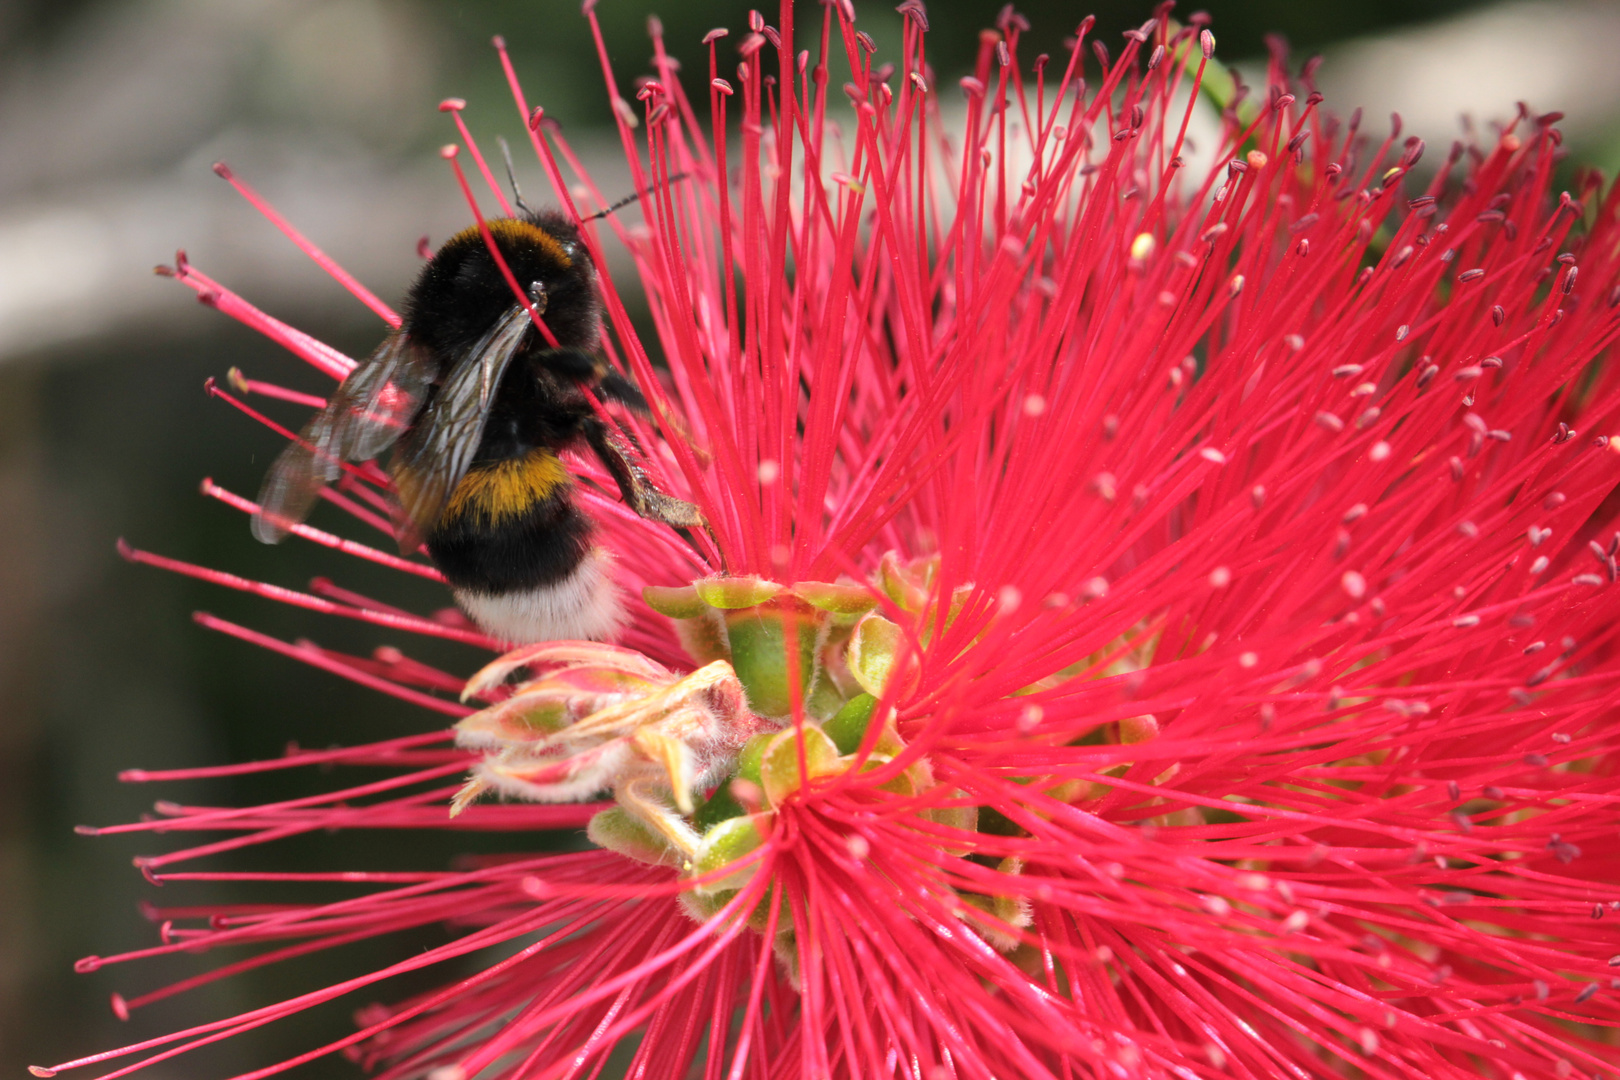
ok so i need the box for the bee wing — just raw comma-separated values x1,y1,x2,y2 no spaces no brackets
252,332,431,544
331,334,435,461
389,303,533,554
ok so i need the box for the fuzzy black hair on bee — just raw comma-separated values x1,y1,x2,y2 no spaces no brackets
253,210,702,644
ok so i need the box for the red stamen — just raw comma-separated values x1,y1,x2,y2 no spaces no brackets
440,144,561,349
211,162,401,327
161,258,355,379
198,479,441,580
437,99,515,218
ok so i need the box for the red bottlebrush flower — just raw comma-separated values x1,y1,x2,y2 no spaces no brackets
43,5,1620,1079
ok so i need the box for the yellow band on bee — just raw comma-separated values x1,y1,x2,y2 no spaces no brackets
444,450,571,524
447,219,572,269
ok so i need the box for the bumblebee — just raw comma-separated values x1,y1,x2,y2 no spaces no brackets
253,211,703,643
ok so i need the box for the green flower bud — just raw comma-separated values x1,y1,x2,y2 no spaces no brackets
725,600,823,718
759,724,841,806
736,731,775,787
925,794,980,855
672,606,731,665
642,584,708,618
794,580,879,618
1120,713,1160,744
822,692,877,754
692,784,748,831
846,612,905,698
876,551,933,611
694,575,784,609
691,815,765,895
587,807,681,867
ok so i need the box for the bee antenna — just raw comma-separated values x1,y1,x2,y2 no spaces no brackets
496,136,533,215
584,173,690,222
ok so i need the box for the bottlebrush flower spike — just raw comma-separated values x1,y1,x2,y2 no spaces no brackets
50,3,1620,1079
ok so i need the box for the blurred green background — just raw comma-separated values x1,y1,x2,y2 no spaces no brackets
3,0,1617,1075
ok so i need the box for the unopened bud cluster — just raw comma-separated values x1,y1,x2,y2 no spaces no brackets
451,554,1184,969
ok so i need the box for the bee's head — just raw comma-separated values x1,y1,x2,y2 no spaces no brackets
405,212,601,364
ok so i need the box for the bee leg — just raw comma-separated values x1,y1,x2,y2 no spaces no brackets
538,349,649,413
584,420,705,529
596,369,650,413
536,347,602,380
595,369,715,469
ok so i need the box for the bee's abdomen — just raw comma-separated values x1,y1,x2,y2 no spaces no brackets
428,450,592,594
443,450,570,524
